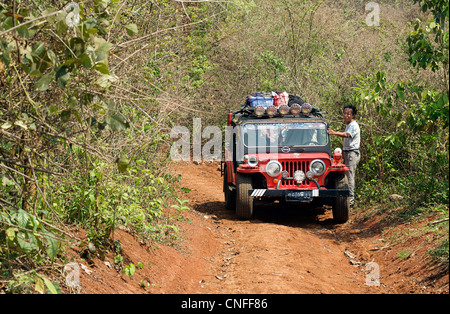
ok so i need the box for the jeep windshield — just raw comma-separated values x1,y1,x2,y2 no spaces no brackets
242,122,328,148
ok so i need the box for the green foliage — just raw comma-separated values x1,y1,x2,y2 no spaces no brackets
352,69,449,208
407,19,449,72
0,209,59,261
413,0,449,27
257,51,287,90
430,237,449,263
0,0,199,293
171,198,190,212
122,263,136,277
349,0,448,228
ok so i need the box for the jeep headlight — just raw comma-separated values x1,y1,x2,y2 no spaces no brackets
266,105,277,117
290,103,301,116
278,105,289,116
293,170,305,182
301,103,313,115
247,155,259,167
254,105,265,117
310,159,326,176
265,160,282,177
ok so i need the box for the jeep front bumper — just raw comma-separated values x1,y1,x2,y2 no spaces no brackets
248,189,349,202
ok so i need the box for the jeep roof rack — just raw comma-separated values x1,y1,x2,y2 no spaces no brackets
237,103,324,119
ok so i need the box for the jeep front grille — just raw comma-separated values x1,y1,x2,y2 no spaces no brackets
280,161,311,188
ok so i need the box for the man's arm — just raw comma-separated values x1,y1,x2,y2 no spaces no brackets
327,128,351,138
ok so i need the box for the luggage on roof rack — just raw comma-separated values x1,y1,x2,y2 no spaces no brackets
288,94,306,106
245,91,273,108
247,96,274,108
240,91,322,118
273,91,289,107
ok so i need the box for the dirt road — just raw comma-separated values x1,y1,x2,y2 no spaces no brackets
172,162,373,294
77,161,447,294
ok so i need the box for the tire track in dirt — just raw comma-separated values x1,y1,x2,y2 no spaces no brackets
173,162,372,294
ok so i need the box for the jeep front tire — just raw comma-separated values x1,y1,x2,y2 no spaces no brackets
332,174,349,223
236,173,253,220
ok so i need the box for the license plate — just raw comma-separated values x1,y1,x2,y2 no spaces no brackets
285,190,312,202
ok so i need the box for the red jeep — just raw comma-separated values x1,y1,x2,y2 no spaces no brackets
222,100,350,223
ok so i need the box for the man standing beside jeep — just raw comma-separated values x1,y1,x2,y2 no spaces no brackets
327,104,361,207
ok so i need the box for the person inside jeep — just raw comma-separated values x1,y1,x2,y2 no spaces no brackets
244,123,327,148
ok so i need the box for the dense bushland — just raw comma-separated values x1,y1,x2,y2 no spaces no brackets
0,0,229,293
1,0,448,293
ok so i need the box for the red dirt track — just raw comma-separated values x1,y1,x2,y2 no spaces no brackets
74,162,448,294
